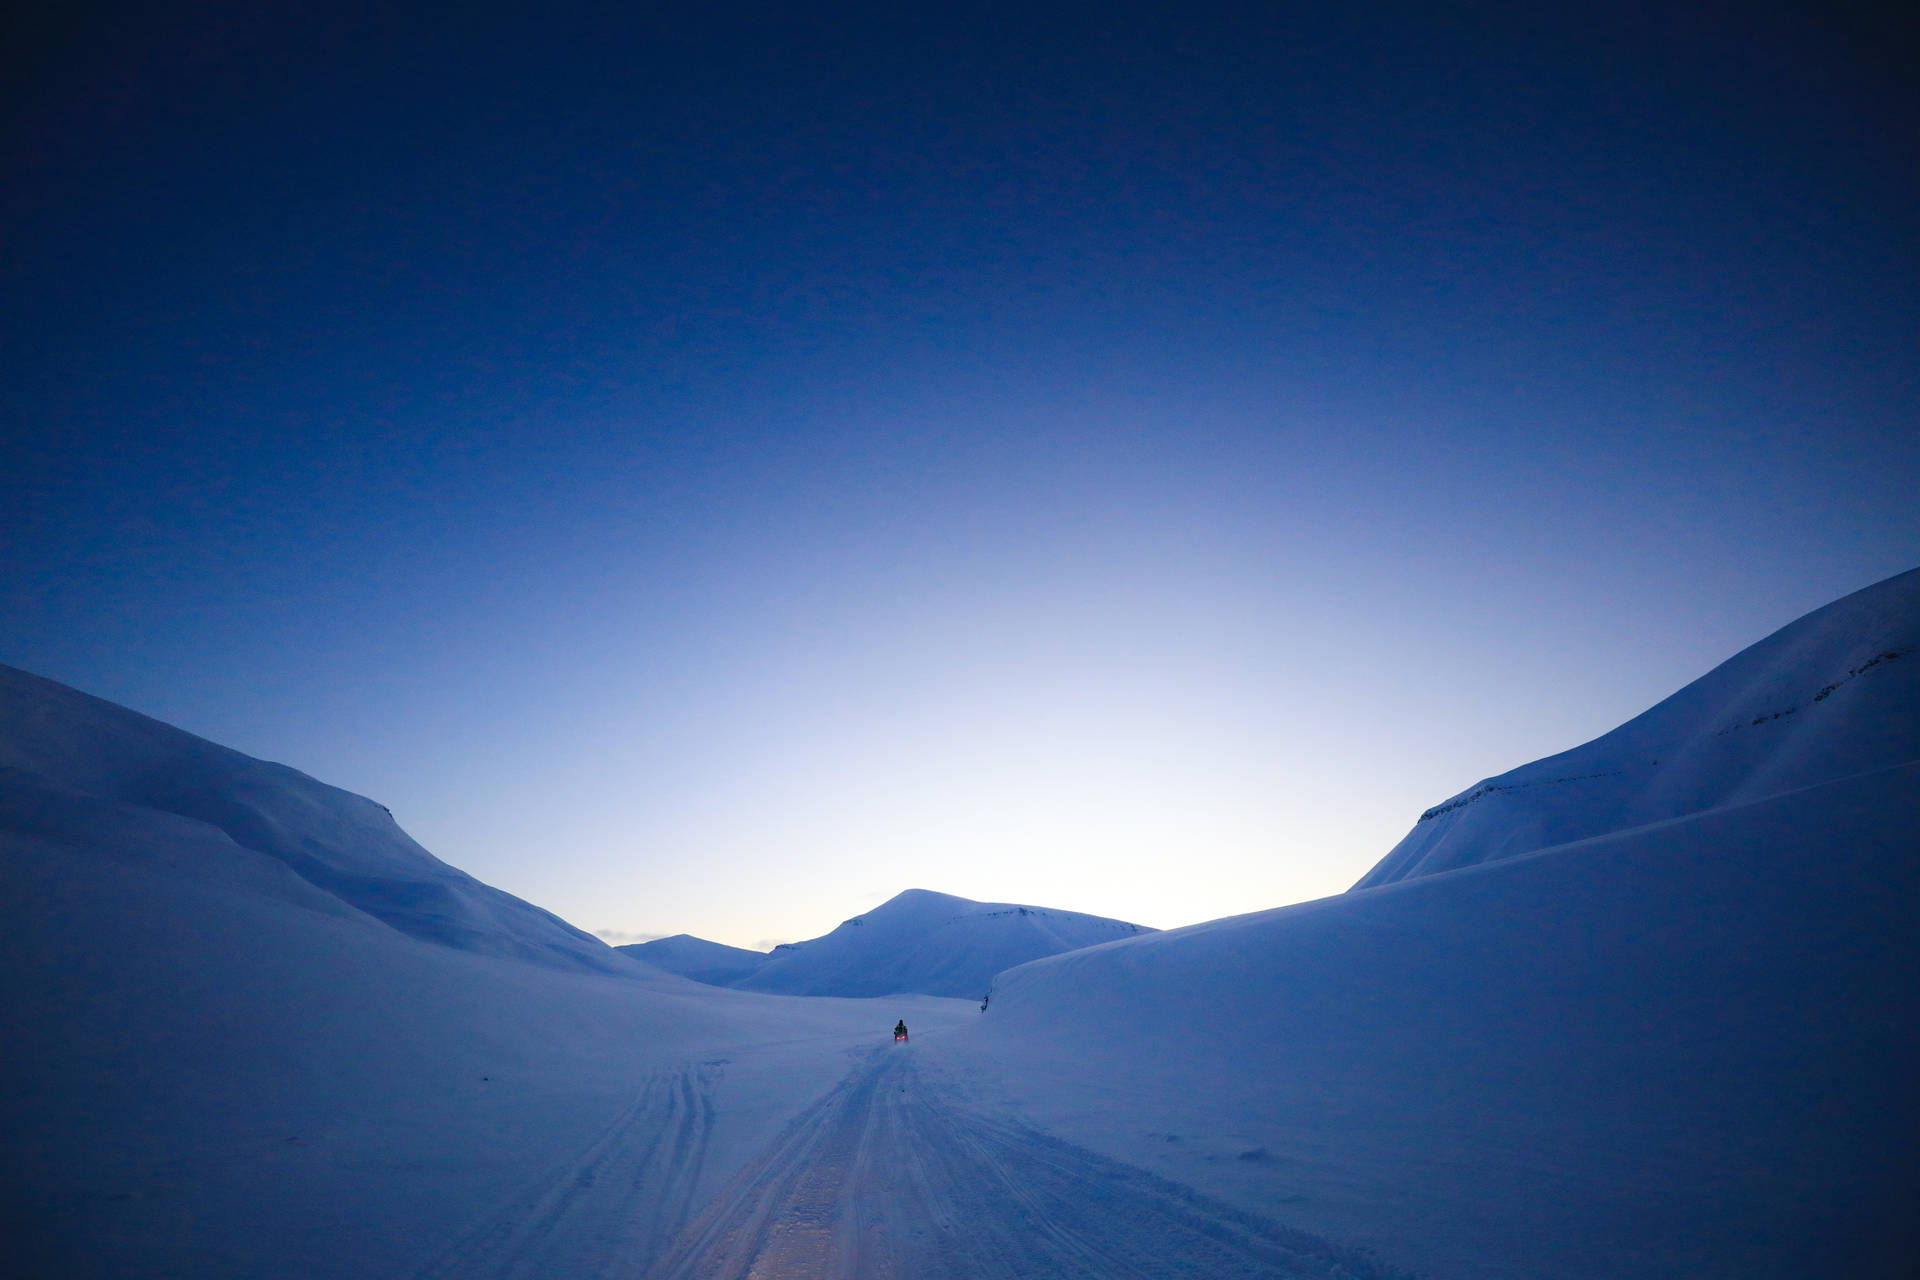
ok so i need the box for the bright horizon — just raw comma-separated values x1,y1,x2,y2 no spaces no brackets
6,4,1916,952
13,561,1912,954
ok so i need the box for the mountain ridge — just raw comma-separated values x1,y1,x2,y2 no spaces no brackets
619,933,769,985
732,887,1153,999
1353,565,1920,889
0,661,633,975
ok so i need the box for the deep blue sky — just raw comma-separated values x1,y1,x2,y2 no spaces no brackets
5,1,1917,947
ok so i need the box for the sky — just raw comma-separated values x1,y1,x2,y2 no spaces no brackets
4,1,1917,949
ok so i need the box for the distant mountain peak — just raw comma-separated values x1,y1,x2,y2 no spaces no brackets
733,888,1153,999
619,933,767,985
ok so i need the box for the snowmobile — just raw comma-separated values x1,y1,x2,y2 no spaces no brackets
893,1023,909,1043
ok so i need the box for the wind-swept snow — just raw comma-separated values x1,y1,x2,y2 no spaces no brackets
734,887,1152,999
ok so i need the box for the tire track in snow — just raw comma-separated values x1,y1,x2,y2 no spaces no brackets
646,1047,1410,1280
413,1058,722,1280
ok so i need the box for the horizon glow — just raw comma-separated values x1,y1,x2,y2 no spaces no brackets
4,3,1916,950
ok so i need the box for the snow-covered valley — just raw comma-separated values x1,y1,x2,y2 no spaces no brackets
4,568,1918,1278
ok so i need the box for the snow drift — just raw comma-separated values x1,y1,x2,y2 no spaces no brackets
954,568,1920,1280
733,887,1152,999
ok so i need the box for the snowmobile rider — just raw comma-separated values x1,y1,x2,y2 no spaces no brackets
894,1019,908,1040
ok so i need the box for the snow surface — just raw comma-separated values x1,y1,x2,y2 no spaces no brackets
4,566,1917,1279
620,933,769,986
733,887,1152,999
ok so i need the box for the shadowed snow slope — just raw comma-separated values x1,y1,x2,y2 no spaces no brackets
951,570,1920,1280
1356,565,1920,888
734,887,1152,999
620,934,769,985
0,662,629,973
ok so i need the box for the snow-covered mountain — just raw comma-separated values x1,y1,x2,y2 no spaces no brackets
620,933,768,985
733,888,1152,999
0,662,633,974
1355,565,1919,888
953,567,1920,1279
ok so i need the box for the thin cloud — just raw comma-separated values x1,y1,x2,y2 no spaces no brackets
594,928,668,945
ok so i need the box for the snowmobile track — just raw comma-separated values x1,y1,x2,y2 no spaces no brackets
644,1046,1407,1280
413,1059,721,1280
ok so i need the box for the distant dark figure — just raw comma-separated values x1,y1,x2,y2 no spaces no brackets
980,994,989,1011
894,1020,908,1042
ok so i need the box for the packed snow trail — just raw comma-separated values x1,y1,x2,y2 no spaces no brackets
644,1045,1404,1280
414,1060,726,1280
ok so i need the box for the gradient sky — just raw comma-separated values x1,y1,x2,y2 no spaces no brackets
5,2,1916,949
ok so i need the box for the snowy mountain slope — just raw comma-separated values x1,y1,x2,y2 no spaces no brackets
1355,565,1920,888
620,933,769,985
733,887,1153,999
0,662,628,973
943,573,1920,1280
